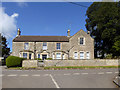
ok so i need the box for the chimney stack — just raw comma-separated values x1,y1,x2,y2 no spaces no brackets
67,29,70,37
17,28,21,36
87,30,90,35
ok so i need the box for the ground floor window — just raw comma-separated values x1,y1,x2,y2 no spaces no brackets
80,52,84,59
86,52,90,59
23,53,27,59
56,53,61,59
74,52,78,59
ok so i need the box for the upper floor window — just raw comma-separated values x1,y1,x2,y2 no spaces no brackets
43,42,47,50
24,43,29,50
80,37,84,45
38,54,40,59
56,43,61,50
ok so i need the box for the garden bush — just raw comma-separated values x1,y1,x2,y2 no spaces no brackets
6,56,25,67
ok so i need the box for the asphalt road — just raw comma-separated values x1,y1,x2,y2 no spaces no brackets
1,68,119,88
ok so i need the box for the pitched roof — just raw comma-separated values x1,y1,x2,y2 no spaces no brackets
13,36,70,42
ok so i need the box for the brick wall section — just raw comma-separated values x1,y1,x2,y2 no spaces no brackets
44,59,119,67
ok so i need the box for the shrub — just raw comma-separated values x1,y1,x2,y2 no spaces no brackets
46,58,52,60
6,56,25,67
35,58,42,60
105,54,113,59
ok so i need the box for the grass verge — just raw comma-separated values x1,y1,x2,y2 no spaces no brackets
7,66,120,70
44,66,120,70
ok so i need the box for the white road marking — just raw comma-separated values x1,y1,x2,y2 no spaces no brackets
50,74,60,88
115,72,119,74
73,73,80,75
98,72,104,74
43,74,49,76
0,74,4,77
81,73,88,75
106,72,113,74
7,74,17,76
64,73,70,75
32,74,40,76
20,74,28,76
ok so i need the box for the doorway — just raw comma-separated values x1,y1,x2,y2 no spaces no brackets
42,54,47,60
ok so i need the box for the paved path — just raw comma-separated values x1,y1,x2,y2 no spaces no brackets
2,68,119,88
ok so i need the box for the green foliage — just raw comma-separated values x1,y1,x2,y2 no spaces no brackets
46,58,53,60
86,2,120,58
105,54,113,59
6,56,25,67
2,36,10,58
35,58,42,60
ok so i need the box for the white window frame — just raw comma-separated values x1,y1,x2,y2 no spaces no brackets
56,43,61,50
74,52,78,59
56,53,61,59
23,53,27,59
24,43,29,50
43,42,47,50
78,37,85,45
86,52,90,59
80,52,84,59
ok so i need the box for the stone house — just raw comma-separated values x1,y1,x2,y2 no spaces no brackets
12,29,94,60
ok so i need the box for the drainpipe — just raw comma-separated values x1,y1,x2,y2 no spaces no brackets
34,42,36,59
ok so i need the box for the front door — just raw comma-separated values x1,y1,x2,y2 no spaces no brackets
29,54,31,59
42,54,47,60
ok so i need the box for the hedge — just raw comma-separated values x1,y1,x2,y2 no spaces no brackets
6,56,25,67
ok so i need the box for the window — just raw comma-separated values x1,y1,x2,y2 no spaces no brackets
80,52,84,59
56,43,61,50
24,43,29,50
80,37,84,45
74,52,78,59
38,54,40,59
23,53,27,59
43,42,47,50
56,53,61,59
86,52,90,59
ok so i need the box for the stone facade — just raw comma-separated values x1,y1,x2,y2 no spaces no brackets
12,29,94,60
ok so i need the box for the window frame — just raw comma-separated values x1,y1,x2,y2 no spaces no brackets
43,42,47,50
56,53,61,59
23,53,27,59
74,52,78,59
24,42,29,50
56,43,61,50
80,51,84,59
86,52,90,59
78,37,85,45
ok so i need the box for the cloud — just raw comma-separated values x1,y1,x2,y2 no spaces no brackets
0,7,19,39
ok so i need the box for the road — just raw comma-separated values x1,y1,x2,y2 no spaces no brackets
1,68,119,88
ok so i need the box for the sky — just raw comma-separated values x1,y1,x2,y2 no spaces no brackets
1,2,93,51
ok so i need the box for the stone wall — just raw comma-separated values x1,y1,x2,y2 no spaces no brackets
44,59,120,67
22,60,38,68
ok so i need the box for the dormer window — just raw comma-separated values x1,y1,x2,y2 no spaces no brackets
80,37,85,45
24,43,29,50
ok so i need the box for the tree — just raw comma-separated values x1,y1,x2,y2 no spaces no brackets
85,2,120,58
2,36,10,58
